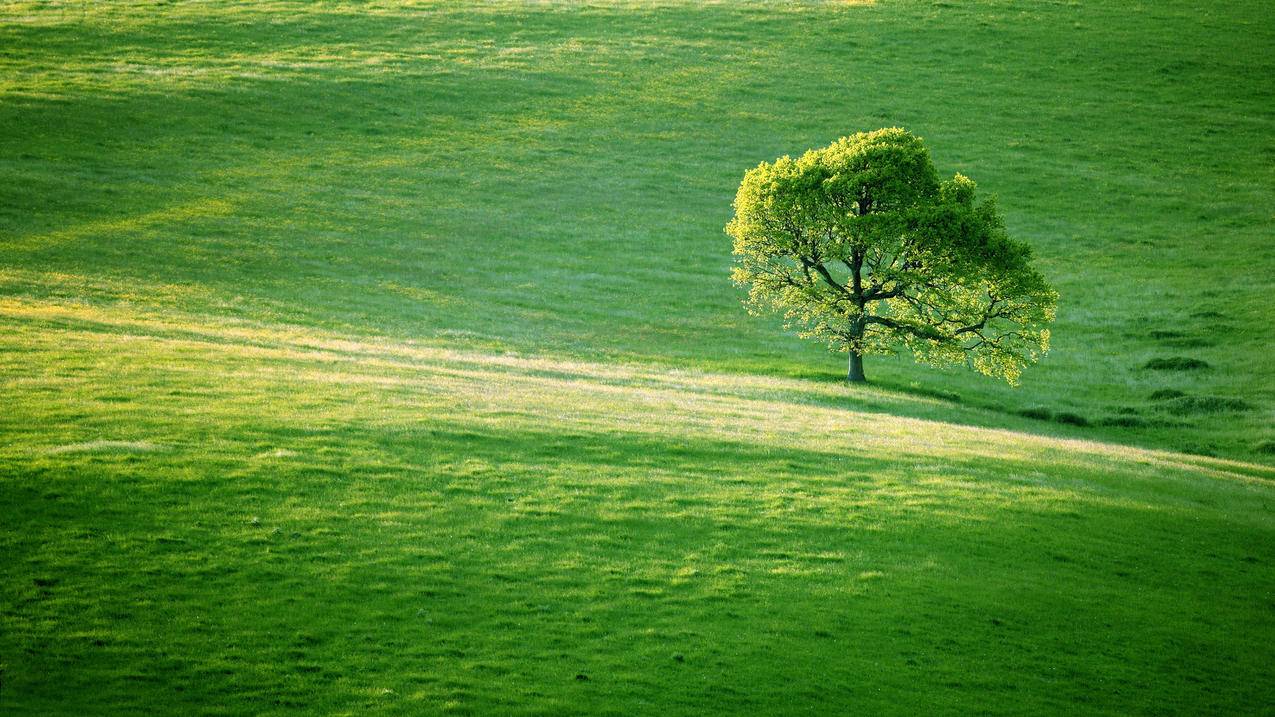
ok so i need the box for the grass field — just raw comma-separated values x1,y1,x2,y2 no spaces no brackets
2,1,1273,713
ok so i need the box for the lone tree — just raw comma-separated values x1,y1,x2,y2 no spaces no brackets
726,128,1057,384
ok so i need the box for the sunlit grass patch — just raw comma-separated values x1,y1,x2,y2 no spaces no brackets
47,440,163,455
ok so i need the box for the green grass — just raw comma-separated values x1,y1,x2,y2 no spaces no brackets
2,1,1273,713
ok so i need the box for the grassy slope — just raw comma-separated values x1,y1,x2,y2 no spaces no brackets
1,1,1273,714
1,0,1272,458
3,303,1273,714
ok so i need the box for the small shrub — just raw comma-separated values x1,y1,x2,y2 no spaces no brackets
1143,357,1210,371
1161,395,1253,415
1054,412,1089,426
1017,407,1052,420
1149,388,1187,401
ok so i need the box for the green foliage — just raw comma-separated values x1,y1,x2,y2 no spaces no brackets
727,129,1057,384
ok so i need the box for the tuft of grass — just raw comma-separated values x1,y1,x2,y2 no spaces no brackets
1143,357,1211,371
1159,395,1254,416
1017,407,1052,421
1150,389,1188,401
1053,412,1090,427
1143,357,1212,371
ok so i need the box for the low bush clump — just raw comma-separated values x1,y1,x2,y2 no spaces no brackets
1143,357,1210,371
1256,441,1275,455
1100,416,1183,428
1149,389,1187,400
1054,412,1089,426
1161,396,1253,416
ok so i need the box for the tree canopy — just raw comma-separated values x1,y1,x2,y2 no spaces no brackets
726,128,1057,384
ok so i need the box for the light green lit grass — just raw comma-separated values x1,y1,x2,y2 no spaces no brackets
2,300,1272,713
2,1,1274,713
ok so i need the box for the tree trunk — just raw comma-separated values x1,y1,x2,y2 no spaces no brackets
847,249,867,383
847,349,866,383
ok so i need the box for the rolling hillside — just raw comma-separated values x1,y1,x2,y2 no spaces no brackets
2,1,1273,713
